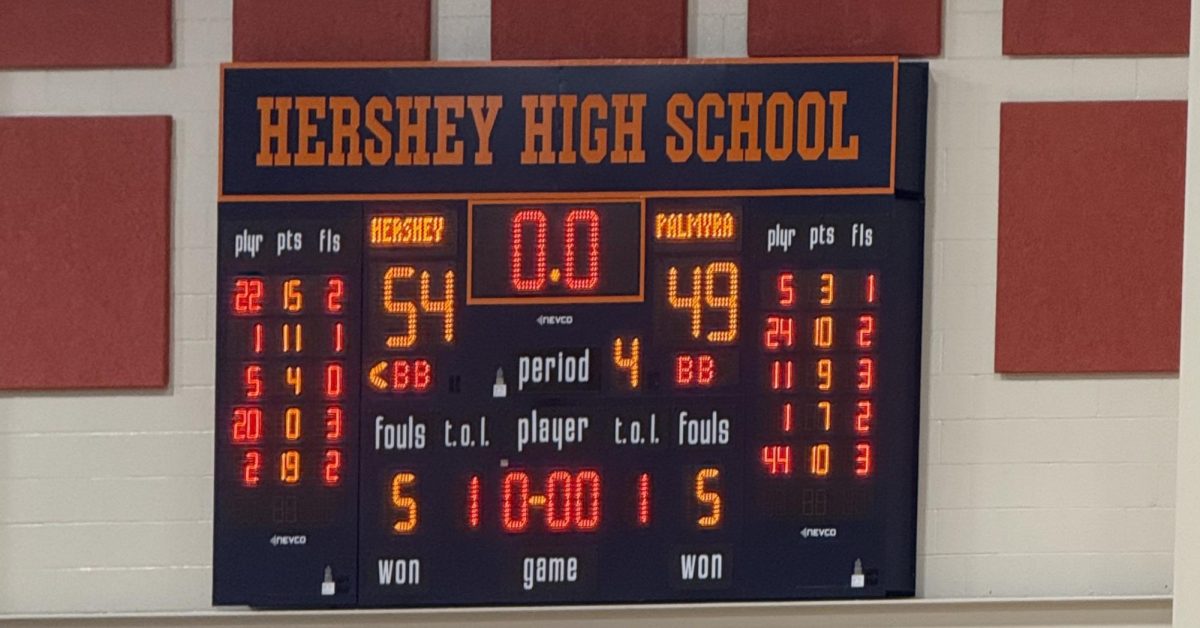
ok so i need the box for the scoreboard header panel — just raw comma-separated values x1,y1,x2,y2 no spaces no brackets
214,59,928,609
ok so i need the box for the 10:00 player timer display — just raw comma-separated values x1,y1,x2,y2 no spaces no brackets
215,197,920,606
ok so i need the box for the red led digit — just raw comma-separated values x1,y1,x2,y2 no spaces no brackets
325,276,345,313
855,400,873,433
325,362,344,398
857,357,875,391
761,445,793,476
232,407,263,443
637,473,651,527
502,471,531,533
574,470,602,531
467,475,482,529
855,443,873,477
770,360,795,391
564,208,601,291
252,323,265,354
333,322,345,353
777,272,795,307
414,359,433,391
242,450,262,487
243,365,263,399
233,278,264,315
781,402,794,432
322,449,342,486
545,470,573,532
697,355,715,386
511,209,549,292
325,406,344,440
764,315,794,350
858,315,875,348
865,273,878,303
675,355,694,386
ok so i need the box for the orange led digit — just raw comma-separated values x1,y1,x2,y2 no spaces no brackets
667,266,703,339
325,276,345,313
286,365,302,395
280,450,301,484
511,209,549,292
704,262,739,343
284,407,302,441
383,265,418,349
281,322,303,352
816,358,833,391
813,315,833,349
282,278,303,312
323,449,343,486
420,270,455,343
563,209,601,291
612,337,641,389
695,467,722,528
857,357,875,391
391,472,418,533
809,443,831,477
817,400,832,431
820,272,835,305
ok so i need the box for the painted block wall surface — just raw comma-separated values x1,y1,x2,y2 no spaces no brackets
0,0,173,69
1003,0,1189,56
0,0,1186,613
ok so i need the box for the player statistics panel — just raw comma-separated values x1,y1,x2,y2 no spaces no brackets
214,204,363,607
356,196,922,606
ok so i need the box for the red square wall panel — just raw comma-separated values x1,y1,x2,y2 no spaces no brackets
1004,0,1189,55
0,117,172,389
749,0,941,57
492,0,686,60
233,0,430,62
995,102,1185,373
0,0,172,69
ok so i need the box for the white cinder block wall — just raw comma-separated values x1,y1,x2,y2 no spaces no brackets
0,0,1184,614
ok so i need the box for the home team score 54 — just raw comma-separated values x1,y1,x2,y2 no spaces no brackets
253,90,863,168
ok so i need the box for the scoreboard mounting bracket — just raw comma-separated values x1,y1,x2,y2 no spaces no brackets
214,58,928,609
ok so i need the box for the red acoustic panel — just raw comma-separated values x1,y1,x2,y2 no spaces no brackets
996,102,1185,373
1004,0,1189,55
492,0,686,60
233,0,430,62
0,0,172,69
0,117,172,389
748,0,941,57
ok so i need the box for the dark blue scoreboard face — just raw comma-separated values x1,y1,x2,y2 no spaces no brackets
213,59,927,608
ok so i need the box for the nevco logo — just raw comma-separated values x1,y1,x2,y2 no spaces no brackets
800,527,837,539
269,534,307,547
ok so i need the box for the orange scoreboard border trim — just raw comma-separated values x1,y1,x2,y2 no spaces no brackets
465,197,647,305
217,56,901,202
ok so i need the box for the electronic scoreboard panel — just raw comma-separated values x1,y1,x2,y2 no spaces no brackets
214,59,928,608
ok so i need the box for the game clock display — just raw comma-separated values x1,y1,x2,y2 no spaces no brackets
214,59,928,608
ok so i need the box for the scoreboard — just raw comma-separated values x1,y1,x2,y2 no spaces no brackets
214,59,928,608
